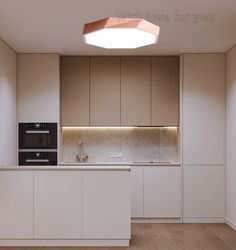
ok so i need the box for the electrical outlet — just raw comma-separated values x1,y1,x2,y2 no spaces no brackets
109,152,123,158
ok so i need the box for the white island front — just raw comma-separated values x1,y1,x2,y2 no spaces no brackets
0,165,131,246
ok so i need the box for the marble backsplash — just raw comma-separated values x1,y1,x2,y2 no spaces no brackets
61,127,179,163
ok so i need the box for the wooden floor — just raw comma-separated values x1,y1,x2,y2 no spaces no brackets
0,223,236,250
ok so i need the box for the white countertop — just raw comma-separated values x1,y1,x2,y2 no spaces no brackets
0,162,180,170
60,162,181,166
0,165,131,171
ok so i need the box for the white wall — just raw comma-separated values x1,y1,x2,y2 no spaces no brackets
17,54,60,122
226,45,236,229
0,39,17,165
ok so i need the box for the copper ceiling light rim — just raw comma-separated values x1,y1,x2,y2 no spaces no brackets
83,17,160,36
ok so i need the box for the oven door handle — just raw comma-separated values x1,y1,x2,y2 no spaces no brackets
25,130,50,134
25,159,50,163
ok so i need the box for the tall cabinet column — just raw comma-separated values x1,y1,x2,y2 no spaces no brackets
182,54,225,222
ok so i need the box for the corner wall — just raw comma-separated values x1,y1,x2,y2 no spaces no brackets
226,45,236,229
0,39,17,165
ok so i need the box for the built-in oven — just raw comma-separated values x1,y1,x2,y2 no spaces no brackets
18,123,58,166
19,123,57,150
19,151,57,166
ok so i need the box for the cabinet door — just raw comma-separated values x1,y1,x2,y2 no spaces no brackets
60,56,89,126
90,56,120,125
144,167,181,218
152,56,179,126
34,171,82,239
17,54,60,122
0,171,33,238
183,165,225,220
131,167,143,217
183,54,225,165
121,56,151,126
83,171,131,239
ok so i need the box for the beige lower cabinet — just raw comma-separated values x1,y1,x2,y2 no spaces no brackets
34,171,83,239
131,166,181,218
83,171,131,239
144,167,181,218
0,169,130,245
0,171,33,238
131,166,182,218
130,167,144,217
183,165,225,221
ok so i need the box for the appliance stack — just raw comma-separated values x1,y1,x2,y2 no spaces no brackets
18,123,57,165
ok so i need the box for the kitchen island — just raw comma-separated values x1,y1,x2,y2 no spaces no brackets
0,165,131,246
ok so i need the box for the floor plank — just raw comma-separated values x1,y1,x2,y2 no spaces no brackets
0,223,235,250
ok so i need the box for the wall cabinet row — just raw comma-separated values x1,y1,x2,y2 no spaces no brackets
0,170,130,239
60,56,179,126
131,166,181,218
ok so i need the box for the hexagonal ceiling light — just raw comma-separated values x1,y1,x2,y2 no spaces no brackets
83,17,160,49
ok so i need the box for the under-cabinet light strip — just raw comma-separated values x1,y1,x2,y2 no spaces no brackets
62,126,178,130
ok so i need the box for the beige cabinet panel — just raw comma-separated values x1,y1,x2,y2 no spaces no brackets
60,56,89,126
17,54,60,122
131,167,144,218
34,171,82,239
152,56,179,126
90,57,120,125
83,171,131,239
183,54,225,165
0,171,33,239
144,166,181,218
121,56,151,126
183,165,225,219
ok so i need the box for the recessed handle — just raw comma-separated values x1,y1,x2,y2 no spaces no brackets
25,130,50,134
25,159,49,163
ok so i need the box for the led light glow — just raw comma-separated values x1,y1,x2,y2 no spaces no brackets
62,126,178,130
62,127,134,130
84,28,157,49
83,17,160,49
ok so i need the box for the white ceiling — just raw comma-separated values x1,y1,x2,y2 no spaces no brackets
0,0,235,55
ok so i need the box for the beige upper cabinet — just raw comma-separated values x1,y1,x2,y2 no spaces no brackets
17,54,60,122
60,56,180,127
121,57,151,126
60,56,90,126
90,57,120,126
151,56,179,126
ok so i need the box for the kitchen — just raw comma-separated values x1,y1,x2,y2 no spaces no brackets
0,0,236,249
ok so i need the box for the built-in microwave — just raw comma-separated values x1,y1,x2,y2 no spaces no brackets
19,123,57,150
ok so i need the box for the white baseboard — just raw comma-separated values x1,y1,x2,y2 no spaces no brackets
225,218,236,230
0,239,129,247
132,218,182,223
183,217,225,223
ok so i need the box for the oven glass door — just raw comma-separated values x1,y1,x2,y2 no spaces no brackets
19,152,57,166
19,123,57,149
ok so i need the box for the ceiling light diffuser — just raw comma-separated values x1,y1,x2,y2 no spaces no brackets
83,17,160,49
